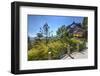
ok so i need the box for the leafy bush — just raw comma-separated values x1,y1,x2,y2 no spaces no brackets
79,41,86,52
28,39,69,60
48,40,67,59
28,42,48,60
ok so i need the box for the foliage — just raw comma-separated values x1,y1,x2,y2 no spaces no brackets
28,41,48,60
37,33,43,38
82,17,88,41
57,25,68,38
43,23,50,36
28,21,87,60
28,36,32,50
79,41,87,52
82,17,88,29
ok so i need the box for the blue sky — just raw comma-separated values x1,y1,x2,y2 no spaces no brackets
28,15,84,37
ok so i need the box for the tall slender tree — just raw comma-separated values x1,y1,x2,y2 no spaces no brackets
43,23,50,46
82,17,88,29
82,17,88,40
28,36,32,50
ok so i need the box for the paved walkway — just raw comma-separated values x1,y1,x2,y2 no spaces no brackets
62,49,88,60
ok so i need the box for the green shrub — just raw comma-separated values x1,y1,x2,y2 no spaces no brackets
28,37,87,60
79,41,86,52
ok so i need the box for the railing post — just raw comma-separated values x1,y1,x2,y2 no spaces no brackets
48,51,51,60
77,43,80,52
67,44,70,55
